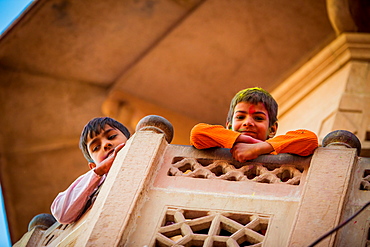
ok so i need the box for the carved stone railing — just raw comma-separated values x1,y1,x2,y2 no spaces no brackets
14,116,368,247
168,156,304,185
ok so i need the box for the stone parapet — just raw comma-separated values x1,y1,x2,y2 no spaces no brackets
14,117,368,247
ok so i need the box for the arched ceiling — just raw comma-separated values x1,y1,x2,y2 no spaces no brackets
1,0,335,125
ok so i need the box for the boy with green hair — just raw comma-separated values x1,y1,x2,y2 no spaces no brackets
190,87,318,162
51,117,130,224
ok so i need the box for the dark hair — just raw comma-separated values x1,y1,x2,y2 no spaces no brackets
79,117,130,163
226,87,278,128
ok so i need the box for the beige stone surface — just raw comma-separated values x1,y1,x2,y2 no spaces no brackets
13,226,45,247
287,147,357,246
275,62,350,136
274,33,370,155
119,144,299,246
335,157,370,246
127,190,299,246
272,33,370,116
0,0,204,84
118,140,311,246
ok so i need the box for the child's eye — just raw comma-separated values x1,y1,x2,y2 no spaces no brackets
235,115,245,120
254,116,265,121
92,145,100,152
108,134,117,140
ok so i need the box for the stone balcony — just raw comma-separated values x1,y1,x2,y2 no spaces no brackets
15,116,370,247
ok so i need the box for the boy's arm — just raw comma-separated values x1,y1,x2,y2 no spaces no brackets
231,129,318,163
51,143,125,224
231,142,274,162
190,123,240,149
265,129,318,156
51,170,104,224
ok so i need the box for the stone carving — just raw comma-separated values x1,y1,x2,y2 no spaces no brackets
168,157,303,185
156,207,269,247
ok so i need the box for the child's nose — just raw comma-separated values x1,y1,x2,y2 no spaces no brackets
104,142,113,150
243,116,254,126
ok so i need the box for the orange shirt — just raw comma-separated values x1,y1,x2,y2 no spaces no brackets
190,123,318,156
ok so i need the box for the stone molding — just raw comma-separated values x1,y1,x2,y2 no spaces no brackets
272,32,370,118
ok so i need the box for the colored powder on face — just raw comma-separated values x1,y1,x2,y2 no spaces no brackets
248,105,256,114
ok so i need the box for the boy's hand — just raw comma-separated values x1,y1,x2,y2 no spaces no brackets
93,143,126,176
230,142,273,163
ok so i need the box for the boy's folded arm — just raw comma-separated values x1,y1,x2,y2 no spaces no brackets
51,170,103,224
190,123,240,149
231,142,274,162
266,129,319,156
235,134,263,144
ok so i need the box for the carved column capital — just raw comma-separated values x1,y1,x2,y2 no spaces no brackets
327,0,370,35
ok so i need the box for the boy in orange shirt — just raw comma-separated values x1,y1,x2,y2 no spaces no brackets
190,87,318,162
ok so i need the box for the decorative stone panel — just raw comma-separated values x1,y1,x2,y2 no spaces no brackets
155,207,270,247
168,157,303,185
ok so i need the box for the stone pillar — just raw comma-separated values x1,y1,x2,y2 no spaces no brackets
287,130,360,246
272,33,370,156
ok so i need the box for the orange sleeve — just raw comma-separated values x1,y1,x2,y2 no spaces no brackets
190,123,240,149
266,129,318,156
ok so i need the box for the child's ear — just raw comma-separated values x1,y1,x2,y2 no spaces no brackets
268,122,278,139
226,121,232,130
88,162,96,170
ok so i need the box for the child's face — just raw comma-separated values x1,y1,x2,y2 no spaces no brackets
230,102,275,141
86,124,128,165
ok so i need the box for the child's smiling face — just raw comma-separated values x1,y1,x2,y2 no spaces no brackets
230,102,275,141
86,124,128,165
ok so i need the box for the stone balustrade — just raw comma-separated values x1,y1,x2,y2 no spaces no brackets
14,115,369,247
